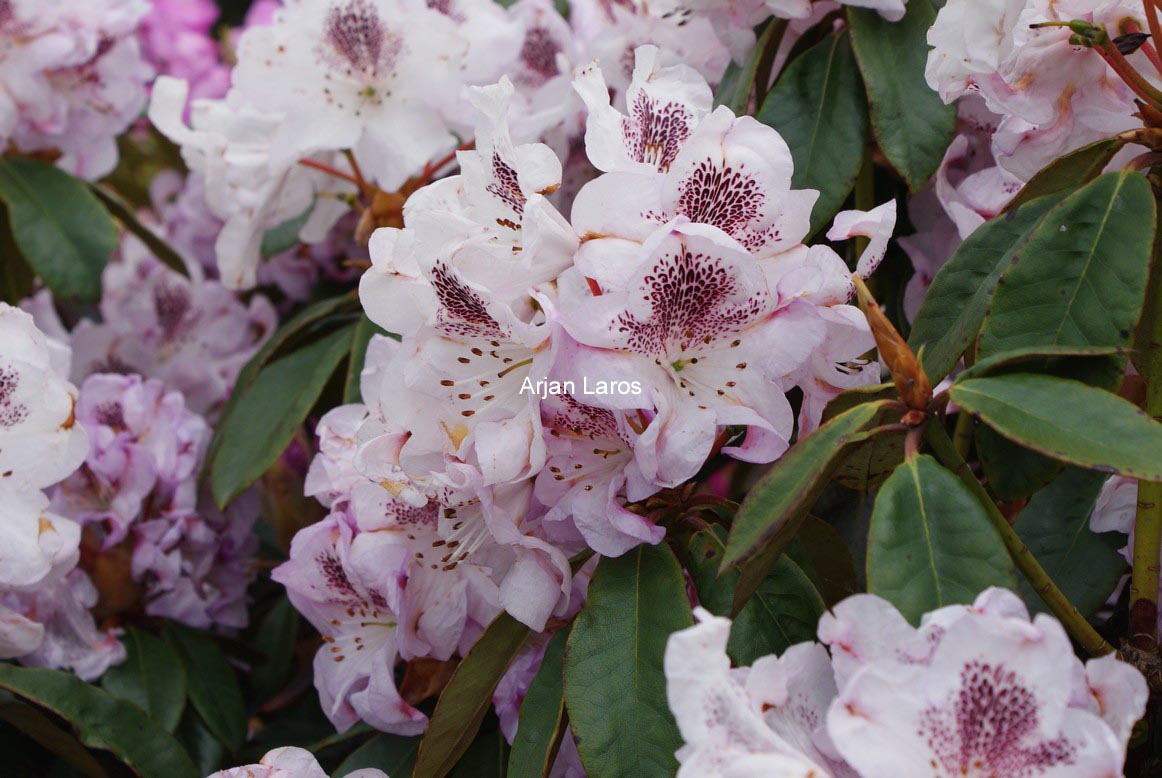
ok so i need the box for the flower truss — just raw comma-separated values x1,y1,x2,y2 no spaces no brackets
5,0,1162,775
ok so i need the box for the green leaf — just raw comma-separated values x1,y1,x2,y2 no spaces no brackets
414,614,533,778
0,204,36,304
210,323,355,507
847,0,956,190
337,734,420,778
0,700,107,778
449,727,508,778
787,515,859,607
687,527,825,665
722,400,887,572
247,597,300,704
908,194,1061,382
0,664,198,778
89,185,189,277
203,293,358,480
508,627,569,778
165,623,248,753
0,158,118,300
175,709,227,777
1004,137,1128,213
979,172,1156,358
565,544,692,778
958,344,1130,381
951,373,1162,481
99,627,187,733
867,455,1016,623
344,315,391,404
261,206,312,259
758,31,868,235
715,19,787,114
1016,468,1128,618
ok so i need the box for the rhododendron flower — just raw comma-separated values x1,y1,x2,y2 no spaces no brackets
211,746,388,778
61,244,277,417
666,589,1147,777
0,0,152,178
926,0,1154,179
137,0,230,106
149,77,354,289
232,0,467,189
0,304,89,491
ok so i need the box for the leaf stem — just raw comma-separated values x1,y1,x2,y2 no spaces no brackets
1130,216,1162,648
924,420,1114,656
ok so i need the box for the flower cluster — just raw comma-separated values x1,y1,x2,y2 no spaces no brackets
926,0,1156,179
666,589,1147,777
345,47,886,644
0,0,153,179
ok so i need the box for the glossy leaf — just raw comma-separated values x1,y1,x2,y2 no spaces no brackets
867,454,1016,623
0,700,107,777
979,172,1155,358
0,158,118,300
847,0,956,190
99,627,187,733
908,195,1061,381
175,709,228,777
1004,137,1127,213
715,19,787,114
687,527,825,665
90,184,188,276
787,516,859,607
166,623,248,753
210,323,356,507
414,614,532,778
508,627,569,778
564,545,692,778
449,728,508,778
758,31,868,235
337,734,420,778
952,374,1162,481
1016,468,1128,618
722,400,887,571
247,597,300,704
0,664,198,778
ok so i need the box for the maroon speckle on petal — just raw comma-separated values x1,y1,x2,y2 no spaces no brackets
431,262,504,339
674,159,764,244
321,0,402,78
615,248,767,358
485,152,527,219
0,365,27,429
520,27,561,82
920,660,1076,776
318,550,358,599
624,94,694,172
153,282,193,342
93,401,126,430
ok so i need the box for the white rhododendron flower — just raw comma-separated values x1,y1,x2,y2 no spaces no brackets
211,746,388,778
666,589,1148,778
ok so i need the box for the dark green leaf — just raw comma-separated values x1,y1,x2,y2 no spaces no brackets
166,623,248,753
687,527,825,665
867,455,1016,623
0,700,107,778
564,545,692,778
979,172,1155,358
449,727,508,778
175,709,227,777
1004,137,1128,213
847,0,956,190
99,627,187,733
0,158,118,300
787,515,859,607
0,664,198,778
261,206,312,260
337,734,420,778
90,185,189,276
344,315,391,404
508,628,569,778
414,614,532,778
908,194,1061,382
722,400,887,571
247,597,300,704
210,323,356,507
951,374,1162,481
1016,468,1128,618
715,19,787,113
0,204,35,304
958,344,1130,380
758,31,868,235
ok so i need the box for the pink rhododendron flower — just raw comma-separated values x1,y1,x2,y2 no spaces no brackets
0,0,153,178
211,746,388,778
137,0,230,106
